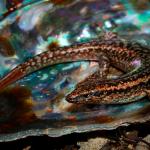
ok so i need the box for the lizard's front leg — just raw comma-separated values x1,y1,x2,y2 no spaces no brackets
68,53,110,100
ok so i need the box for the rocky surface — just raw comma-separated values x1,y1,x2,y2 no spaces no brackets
0,122,149,150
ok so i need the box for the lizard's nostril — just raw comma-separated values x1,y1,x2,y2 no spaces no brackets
66,92,77,103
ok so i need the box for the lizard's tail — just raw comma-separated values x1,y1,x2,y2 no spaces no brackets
0,67,25,90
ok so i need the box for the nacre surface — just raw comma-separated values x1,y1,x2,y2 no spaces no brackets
0,0,150,142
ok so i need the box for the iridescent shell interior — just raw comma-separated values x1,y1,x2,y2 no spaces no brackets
0,0,150,142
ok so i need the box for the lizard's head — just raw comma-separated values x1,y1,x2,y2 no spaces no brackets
66,86,107,104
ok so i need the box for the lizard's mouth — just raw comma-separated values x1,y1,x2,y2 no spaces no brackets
66,91,103,104
66,93,89,104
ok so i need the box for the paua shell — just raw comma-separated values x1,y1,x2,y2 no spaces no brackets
0,0,150,142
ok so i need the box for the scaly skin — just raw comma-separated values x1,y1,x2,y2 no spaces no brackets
0,33,150,104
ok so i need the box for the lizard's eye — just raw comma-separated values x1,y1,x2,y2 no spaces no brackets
82,92,100,98
93,91,100,97
82,94,90,98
